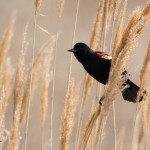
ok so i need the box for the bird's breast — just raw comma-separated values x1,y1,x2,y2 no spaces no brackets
82,58,110,84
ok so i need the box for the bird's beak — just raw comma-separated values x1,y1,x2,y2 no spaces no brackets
68,48,76,52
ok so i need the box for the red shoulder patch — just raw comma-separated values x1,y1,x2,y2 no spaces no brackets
96,52,112,60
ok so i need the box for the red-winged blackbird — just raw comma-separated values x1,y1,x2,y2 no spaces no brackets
68,42,146,103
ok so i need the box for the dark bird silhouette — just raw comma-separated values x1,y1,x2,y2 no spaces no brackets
68,42,146,103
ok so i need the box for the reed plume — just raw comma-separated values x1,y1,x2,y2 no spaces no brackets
0,60,12,150
109,1,127,148
60,79,79,150
20,37,55,126
79,2,150,148
75,1,105,148
113,0,121,19
139,41,150,94
0,0,150,150
112,0,150,66
112,0,127,62
41,41,54,130
50,0,65,147
78,106,101,150
0,13,16,88
13,51,25,113
41,50,54,150
100,0,109,50
0,14,16,149
41,55,53,129
8,100,22,150
136,41,150,149
8,33,26,150
0,88,8,150
90,0,105,50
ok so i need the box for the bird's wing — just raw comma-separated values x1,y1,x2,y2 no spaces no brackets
95,51,112,60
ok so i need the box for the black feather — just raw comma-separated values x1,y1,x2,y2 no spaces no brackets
68,43,147,103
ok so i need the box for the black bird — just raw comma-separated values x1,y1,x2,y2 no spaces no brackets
68,42,146,103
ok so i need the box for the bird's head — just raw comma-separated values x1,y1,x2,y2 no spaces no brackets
68,43,90,62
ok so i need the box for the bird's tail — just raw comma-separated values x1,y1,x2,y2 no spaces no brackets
122,79,147,103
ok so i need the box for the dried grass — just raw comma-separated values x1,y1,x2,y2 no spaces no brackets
60,79,79,150
101,0,109,50
8,100,22,150
139,41,150,92
8,36,26,150
2,59,12,114
78,2,150,148
41,55,53,129
112,0,127,64
23,5,39,150
50,0,65,147
90,0,105,50
116,128,125,150
78,106,101,150
0,60,12,149
13,51,25,113
40,44,54,146
67,0,80,84
137,101,150,150
75,0,105,148
136,41,150,149
57,0,65,19
35,0,42,10
107,0,114,30
0,13,16,88
113,1,150,65
0,14,16,149
41,53,53,150
1,1,150,150
110,1,127,149
94,35,137,149
130,41,150,150
20,37,55,126
113,0,121,19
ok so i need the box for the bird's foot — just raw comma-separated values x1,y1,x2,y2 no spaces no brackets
99,96,105,106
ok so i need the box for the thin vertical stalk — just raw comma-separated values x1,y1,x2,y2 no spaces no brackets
50,29,59,150
130,104,140,150
75,103,83,150
23,10,37,150
50,0,65,148
65,0,80,149
109,0,122,53
145,113,150,150
112,103,117,150
109,0,126,148
41,45,54,150
67,0,80,89
75,73,86,150
101,0,109,51
109,18,115,53
97,0,109,149
95,82,101,103
109,1,117,149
